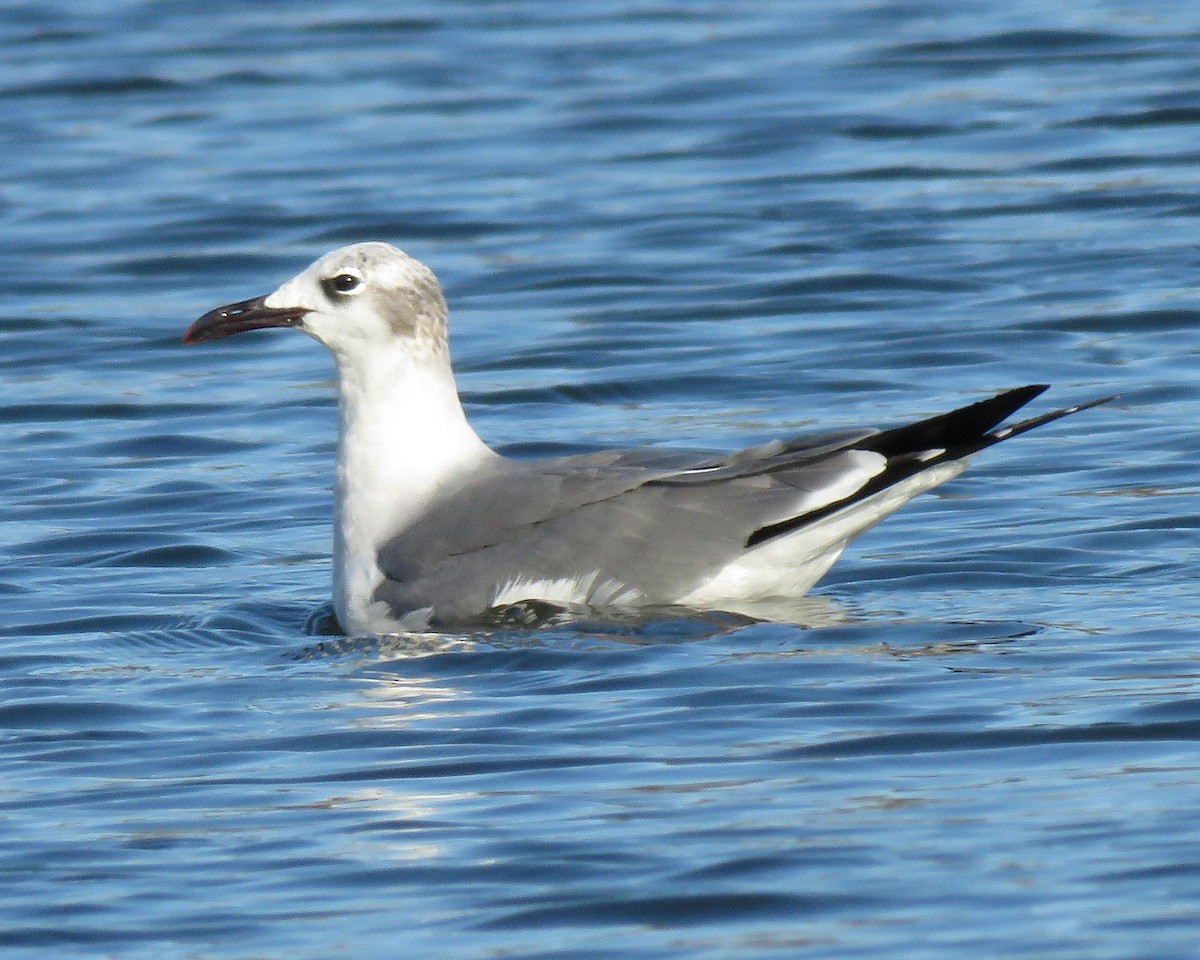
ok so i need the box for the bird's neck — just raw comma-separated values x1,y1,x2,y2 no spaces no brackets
331,347,493,632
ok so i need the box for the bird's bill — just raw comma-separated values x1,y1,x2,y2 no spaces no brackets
183,296,307,344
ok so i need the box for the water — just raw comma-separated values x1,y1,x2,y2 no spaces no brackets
2,1,1198,956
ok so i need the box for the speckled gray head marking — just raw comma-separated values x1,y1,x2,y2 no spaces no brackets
313,242,450,352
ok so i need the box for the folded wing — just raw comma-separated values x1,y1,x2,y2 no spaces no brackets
374,385,1109,622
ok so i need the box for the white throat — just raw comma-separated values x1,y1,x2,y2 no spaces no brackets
330,344,493,634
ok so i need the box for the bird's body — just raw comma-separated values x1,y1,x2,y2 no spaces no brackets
185,242,1108,634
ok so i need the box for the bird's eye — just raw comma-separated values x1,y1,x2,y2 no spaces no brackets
325,274,361,295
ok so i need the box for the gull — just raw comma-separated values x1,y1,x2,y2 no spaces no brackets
184,242,1110,635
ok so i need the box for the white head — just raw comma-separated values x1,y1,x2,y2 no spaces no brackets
184,242,450,364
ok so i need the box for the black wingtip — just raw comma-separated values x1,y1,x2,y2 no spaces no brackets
857,384,1051,460
743,386,1112,550
983,391,1118,444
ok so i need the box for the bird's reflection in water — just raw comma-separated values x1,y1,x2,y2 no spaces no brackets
298,592,853,662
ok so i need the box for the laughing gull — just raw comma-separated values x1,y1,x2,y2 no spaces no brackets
184,242,1109,634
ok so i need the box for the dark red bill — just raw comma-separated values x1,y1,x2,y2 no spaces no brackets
183,296,307,345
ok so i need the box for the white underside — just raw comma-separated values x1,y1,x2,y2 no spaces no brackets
677,459,969,615
491,572,645,610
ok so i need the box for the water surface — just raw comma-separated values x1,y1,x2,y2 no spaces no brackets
2,2,1198,957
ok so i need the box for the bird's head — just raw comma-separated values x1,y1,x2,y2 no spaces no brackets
184,242,450,363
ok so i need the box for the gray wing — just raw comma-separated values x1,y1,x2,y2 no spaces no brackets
374,427,883,621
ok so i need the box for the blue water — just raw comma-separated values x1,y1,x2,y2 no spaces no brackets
2,1,1198,957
